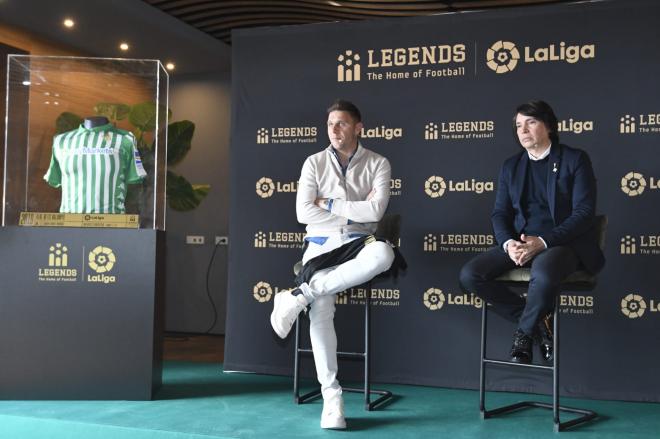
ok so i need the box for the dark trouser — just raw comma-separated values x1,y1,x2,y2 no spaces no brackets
459,246,579,335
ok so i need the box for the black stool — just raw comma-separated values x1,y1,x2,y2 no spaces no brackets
292,214,401,411
479,215,606,432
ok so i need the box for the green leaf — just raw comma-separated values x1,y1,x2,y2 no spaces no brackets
129,102,157,132
129,102,170,132
167,171,210,211
192,184,211,204
93,103,131,121
167,120,195,165
55,112,83,134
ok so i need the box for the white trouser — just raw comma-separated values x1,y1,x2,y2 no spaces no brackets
300,234,395,400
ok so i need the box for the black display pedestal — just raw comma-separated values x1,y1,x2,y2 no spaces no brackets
0,227,165,400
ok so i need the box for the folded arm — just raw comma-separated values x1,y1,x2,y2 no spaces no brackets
330,158,391,223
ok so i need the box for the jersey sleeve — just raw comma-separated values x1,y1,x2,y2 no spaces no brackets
43,140,62,188
122,133,147,184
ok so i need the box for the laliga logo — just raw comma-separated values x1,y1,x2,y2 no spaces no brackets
337,50,361,82
620,172,646,197
253,281,273,303
486,41,520,73
425,176,446,198
88,246,115,273
425,175,493,198
424,288,446,310
255,177,297,198
88,246,117,284
621,293,646,319
256,177,275,198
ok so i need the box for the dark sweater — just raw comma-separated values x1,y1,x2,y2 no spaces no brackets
521,157,554,236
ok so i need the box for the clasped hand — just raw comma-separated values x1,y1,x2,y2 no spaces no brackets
507,234,545,266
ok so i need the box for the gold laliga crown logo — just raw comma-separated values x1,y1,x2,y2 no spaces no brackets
620,171,646,197
256,177,275,198
425,176,447,198
621,293,647,319
88,246,116,273
486,41,520,74
423,288,446,310
253,281,273,303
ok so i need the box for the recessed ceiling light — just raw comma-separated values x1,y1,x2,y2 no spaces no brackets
165,62,175,71
22,81,31,86
119,42,129,51
63,18,75,28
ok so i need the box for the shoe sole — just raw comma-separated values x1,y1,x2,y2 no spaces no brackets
270,293,289,339
321,420,346,429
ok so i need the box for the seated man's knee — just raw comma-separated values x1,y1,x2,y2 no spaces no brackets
366,241,395,273
309,295,335,323
459,260,481,291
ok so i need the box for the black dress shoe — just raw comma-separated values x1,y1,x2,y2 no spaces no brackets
536,314,554,362
510,329,533,364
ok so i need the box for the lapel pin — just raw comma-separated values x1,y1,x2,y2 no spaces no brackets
552,162,558,173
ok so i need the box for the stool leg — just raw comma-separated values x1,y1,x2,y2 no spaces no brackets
479,304,488,416
364,286,372,410
553,304,560,430
293,316,301,403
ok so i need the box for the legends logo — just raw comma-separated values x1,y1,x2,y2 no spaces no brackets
255,177,298,198
390,178,402,196
256,126,317,144
253,230,305,249
424,120,494,141
424,233,494,253
344,286,401,307
558,294,594,316
423,287,482,311
486,40,595,74
424,175,494,198
620,234,660,255
337,44,466,83
38,242,78,282
618,113,660,135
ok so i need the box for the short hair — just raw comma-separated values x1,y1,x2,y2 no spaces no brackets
512,100,559,146
327,99,362,123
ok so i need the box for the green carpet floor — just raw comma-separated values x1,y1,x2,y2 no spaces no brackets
0,361,657,438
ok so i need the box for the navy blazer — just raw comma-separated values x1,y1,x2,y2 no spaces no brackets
491,144,605,274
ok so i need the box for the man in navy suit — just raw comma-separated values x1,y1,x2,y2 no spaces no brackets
459,100,604,364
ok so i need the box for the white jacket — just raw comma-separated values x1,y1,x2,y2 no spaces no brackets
296,143,391,237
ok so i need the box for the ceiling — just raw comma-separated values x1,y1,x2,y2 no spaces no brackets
143,0,575,44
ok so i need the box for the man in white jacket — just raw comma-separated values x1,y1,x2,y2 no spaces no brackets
270,99,394,429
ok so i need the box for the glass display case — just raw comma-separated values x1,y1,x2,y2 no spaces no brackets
3,55,168,229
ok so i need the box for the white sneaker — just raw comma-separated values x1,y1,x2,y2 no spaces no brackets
270,289,308,339
321,395,346,429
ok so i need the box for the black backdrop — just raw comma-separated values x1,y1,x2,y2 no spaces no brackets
226,0,660,402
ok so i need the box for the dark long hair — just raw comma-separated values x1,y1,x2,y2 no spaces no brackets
512,100,559,147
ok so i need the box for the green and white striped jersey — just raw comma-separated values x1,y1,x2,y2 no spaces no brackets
44,123,147,213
